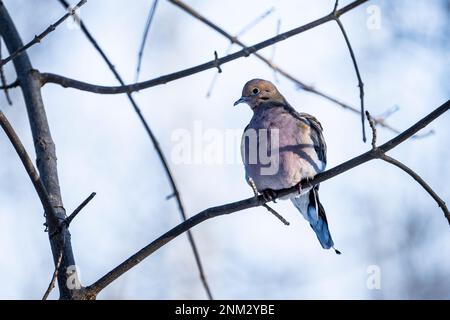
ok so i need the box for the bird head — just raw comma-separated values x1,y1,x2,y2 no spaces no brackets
234,79,285,110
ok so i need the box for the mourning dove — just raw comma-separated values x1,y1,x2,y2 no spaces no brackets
235,79,340,254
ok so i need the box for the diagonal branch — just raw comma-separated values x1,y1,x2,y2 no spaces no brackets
168,0,400,136
56,0,213,300
333,0,366,142
135,0,158,82
82,100,449,298
0,109,58,226
0,78,19,89
0,0,86,68
366,111,449,222
40,0,369,94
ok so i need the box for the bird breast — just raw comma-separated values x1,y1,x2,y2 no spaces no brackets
241,107,321,192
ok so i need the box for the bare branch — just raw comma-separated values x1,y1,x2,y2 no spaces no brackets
0,0,86,68
0,40,12,104
366,111,449,223
206,6,275,97
56,0,213,300
41,0,369,94
65,192,96,227
0,78,19,89
135,0,159,82
0,2,78,299
168,0,400,135
83,100,449,298
333,0,366,142
42,233,65,300
0,109,58,226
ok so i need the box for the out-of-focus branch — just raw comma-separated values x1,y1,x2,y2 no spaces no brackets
0,78,19,89
366,111,449,223
56,0,213,300
82,100,449,298
0,40,12,104
0,0,86,68
42,232,65,300
135,0,158,82
333,0,366,142
40,0,369,94
168,0,405,136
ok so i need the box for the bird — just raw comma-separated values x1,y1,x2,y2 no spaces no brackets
234,78,340,254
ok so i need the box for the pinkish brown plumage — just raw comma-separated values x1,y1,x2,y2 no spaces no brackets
235,79,340,254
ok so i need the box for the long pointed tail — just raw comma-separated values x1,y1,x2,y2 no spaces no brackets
291,187,340,254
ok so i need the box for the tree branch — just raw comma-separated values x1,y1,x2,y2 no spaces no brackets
64,192,96,227
0,0,86,68
82,100,449,298
0,40,12,104
56,0,213,300
40,0,369,94
135,0,158,82
169,0,403,137
0,2,78,299
333,0,366,142
0,109,58,226
0,78,19,89
366,111,449,223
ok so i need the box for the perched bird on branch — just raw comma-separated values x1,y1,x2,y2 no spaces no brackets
235,79,340,254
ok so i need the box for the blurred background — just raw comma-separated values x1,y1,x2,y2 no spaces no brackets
0,0,449,299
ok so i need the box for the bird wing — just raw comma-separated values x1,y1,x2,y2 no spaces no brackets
281,103,327,169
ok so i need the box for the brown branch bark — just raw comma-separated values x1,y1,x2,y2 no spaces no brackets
56,0,213,300
82,100,449,298
0,2,78,299
40,0,369,94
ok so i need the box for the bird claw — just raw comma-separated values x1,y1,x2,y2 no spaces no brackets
261,189,277,203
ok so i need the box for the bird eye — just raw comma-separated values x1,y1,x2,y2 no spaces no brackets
252,88,260,95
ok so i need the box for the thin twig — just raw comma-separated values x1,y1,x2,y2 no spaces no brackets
333,0,366,142
0,109,58,226
41,0,369,94
206,7,275,97
248,176,290,226
42,232,65,300
0,78,19,89
366,110,449,223
262,204,290,226
0,0,86,68
135,0,159,82
83,100,449,298
0,40,12,104
65,192,96,226
56,0,213,300
167,0,401,136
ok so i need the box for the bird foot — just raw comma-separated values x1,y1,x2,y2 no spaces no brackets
261,189,277,203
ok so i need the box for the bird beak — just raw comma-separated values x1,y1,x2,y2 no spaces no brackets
234,96,248,106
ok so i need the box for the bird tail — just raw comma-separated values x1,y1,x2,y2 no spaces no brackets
291,187,340,254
